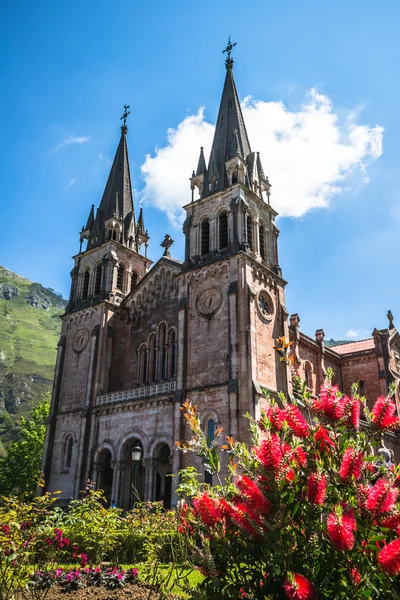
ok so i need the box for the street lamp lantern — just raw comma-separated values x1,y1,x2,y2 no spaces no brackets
131,444,142,462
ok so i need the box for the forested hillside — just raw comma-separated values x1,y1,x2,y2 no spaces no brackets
0,266,66,450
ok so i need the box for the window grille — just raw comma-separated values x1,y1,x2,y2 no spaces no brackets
94,264,102,295
65,436,73,469
247,215,254,251
259,225,265,259
117,265,125,290
201,219,210,255
219,212,228,250
82,270,90,299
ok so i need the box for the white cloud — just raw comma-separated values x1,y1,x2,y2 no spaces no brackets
346,329,360,339
346,328,370,339
55,136,89,152
140,90,383,226
65,177,75,189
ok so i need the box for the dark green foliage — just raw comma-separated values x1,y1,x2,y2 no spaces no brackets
0,397,50,498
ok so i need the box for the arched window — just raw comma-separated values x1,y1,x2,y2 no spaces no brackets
112,229,117,241
232,170,238,184
304,363,312,390
94,264,102,295
246,215,254,251
205,418,215,485
259,225,266,260
158,324,167,380
130,272,138,292
359,380,366,397
218,212,228,250
82,270,90,299
201,218,210,255
149,334,156,382
64,436,73,469
117,264,125,291
139,345,147,384
168,329,176,378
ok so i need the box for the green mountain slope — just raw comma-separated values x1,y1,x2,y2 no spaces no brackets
0,266,66,443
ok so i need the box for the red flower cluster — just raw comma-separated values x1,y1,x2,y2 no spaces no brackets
313,386,361,428
284,405,310,438
339,447,364,481
306,473,327,505
256,434,284,472
366,479,399,515
381,513,400,532
371,396,400,430
314,426,334,452
236,475,272,516
193,492,220,528
327,508,356,551
265,405,285,432
283,573,316,600
378,538,400,575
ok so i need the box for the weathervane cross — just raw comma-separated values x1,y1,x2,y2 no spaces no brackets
161,234,174,257
222,35,237,61
120,104,131,131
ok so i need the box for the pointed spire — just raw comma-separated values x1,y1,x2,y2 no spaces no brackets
202,42,251,198
196,147,207,176
137,207,145,233
84,204,95,231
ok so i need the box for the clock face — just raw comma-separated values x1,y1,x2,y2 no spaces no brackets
72,328,90,353
197,287,223,317
256,290,274,322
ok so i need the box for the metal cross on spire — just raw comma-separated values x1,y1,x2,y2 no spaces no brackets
120,104,131,133
222,35,237,66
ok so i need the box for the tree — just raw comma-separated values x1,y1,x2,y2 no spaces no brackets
0,396,50,498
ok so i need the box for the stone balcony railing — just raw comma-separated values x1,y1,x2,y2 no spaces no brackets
96,380,176,406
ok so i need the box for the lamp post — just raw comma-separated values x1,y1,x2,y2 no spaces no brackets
131,443,143,505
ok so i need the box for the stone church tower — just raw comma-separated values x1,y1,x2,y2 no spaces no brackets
41,47,293,507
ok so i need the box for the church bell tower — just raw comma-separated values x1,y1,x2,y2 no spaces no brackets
41,108,151,501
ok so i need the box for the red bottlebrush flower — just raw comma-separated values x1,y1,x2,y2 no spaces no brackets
266,405,285,431
193,492,220,527
284,405,310,438
349,398,361,430
318,384,347,421
339,448,364,481
327,509,356,551
293,446,307,468
366,479,399,514
307,473,327,505
371,396,400,430
283,573,316,600
236,475,273,516
256,434,283,471
285,468,295,482
314,426,334,452
350,567,361,586
378,538,400,576
230,500,261,538
381,513,400,530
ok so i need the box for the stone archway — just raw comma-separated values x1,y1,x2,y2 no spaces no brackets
153,443,172,509
95,448,113,505
119,438,145,509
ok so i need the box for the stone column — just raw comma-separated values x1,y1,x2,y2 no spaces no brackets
143,458,154,501
74,327,98,498
171,402,182,507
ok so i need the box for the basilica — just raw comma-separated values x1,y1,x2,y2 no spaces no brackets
42,47,400,508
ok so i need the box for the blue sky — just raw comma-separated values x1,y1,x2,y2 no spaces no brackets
1,0,399,341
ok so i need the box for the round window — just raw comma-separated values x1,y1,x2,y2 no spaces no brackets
257,290,274,322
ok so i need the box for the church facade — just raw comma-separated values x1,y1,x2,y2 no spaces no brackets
42,50,400,508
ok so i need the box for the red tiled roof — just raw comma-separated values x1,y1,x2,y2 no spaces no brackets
332,339,375,355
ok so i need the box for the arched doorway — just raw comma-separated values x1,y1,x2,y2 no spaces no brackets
95,449,113,505
153,443,172,509
120,439,145,509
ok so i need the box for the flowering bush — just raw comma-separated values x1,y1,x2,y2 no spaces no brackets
28,565,139,593
0,490,87,600
176,339,400,599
